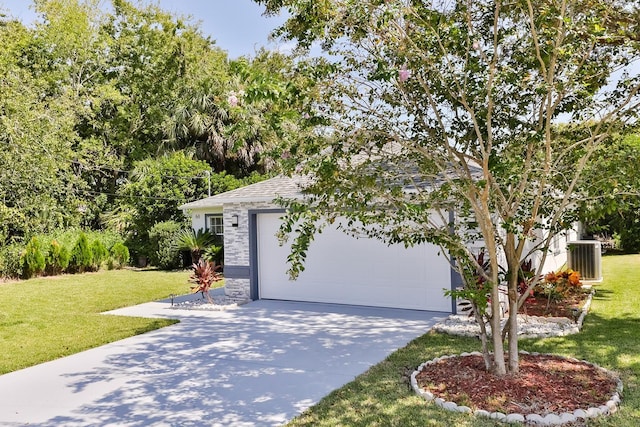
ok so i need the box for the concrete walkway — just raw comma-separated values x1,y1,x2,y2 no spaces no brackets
0,295,445,426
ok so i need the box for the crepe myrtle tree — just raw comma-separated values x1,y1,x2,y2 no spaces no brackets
258,0,640,376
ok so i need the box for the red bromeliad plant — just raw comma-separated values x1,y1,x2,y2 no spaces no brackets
189,259,222,303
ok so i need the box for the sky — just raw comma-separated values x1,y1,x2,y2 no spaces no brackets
0,1,637,91
0,0,289,58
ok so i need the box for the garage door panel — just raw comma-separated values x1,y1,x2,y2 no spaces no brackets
257,213,451,312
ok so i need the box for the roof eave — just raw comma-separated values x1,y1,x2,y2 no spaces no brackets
179,194,305,211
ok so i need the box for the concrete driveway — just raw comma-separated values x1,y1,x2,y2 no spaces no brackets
0,295,445,426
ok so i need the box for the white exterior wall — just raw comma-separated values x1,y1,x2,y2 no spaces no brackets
189,207,223,232
527,226,580,275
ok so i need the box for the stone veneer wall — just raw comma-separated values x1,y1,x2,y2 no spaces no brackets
223,201,278,302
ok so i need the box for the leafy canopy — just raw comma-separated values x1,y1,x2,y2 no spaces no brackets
256,0,640,375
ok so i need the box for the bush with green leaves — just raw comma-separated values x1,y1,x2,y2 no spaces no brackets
69,233,94,273
0,243,23,278
203,244,224,266
90,239,108,270
45,239,70,275
20,237,46,279
35,228,121,251
109,242,130,269
148,221,185,270
175,229,215,264
32,228,127,274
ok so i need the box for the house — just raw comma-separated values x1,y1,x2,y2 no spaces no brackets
179,175,579,313
179,175,459,312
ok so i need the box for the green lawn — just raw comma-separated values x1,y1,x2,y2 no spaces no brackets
287,254,640,426
0,268,196,375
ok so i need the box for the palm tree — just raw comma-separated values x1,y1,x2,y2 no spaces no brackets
174,229,215,264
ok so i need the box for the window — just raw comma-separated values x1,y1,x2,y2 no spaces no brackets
206,214,223,238
552,233,562,254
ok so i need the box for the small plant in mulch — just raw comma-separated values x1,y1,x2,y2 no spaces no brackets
519,268,591,318
189,259,222,303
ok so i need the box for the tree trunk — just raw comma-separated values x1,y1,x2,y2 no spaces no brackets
474,309,492,371
508,281,519,373
505,234,522,374
490,282,506,375
191,250,200,265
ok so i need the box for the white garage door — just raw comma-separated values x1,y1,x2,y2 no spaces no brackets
256,213,452,311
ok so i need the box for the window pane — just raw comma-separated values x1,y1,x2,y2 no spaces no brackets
208,215,223,237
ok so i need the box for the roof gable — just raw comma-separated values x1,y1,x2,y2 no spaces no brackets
179,175,309,210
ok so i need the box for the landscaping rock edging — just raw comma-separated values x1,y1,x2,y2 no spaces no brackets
433,291,594,339
410,351,623,426
169,297,248,311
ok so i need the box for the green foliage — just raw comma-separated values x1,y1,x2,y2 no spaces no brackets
90,239,108,269
148,221,185,270
0,0,287,248
109,242,130,269
202,244,224,266
446,251,495,319
33,228,125,273
116,152,209,258
20,237,46,279
45,240,70,275
35,228,123,253
69,232,94,273
258,0,640,376
0,18,82,241
174,228,215,264
0,243,23,278
579,130,640,253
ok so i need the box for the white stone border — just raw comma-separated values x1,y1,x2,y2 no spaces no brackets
434,290,594,339
411,351,623,425
169,299,248,311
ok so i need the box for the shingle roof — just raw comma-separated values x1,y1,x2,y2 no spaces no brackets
179,175,309,210
180,154,483,211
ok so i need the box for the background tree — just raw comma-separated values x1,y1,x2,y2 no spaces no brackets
163,48,323,176
257,0,640,375
579,130,640,251
0,0,326,271
0,18,83,240
114,152,210,258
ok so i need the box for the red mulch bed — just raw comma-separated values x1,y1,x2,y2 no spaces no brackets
518,291,590,318
415,290,617,417
415,353,618,416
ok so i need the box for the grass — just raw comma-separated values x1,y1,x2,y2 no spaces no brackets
287,254,640,426
0,268,199,375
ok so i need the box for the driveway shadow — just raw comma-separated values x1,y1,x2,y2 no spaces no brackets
3,300,445,426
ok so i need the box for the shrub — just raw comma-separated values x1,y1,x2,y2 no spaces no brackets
45,239,70,275
69,233,94,273
148,221,184,269
0,243,23,278
203,244,224,266
536,269,582,301
109,242,130,269
175,229,215,264
189,259,222,303
21,237,46,279
90,240,108,270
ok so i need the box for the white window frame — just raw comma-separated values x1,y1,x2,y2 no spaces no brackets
205,214,224,238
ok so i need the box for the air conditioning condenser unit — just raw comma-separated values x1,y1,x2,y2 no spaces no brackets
567,241,602,282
